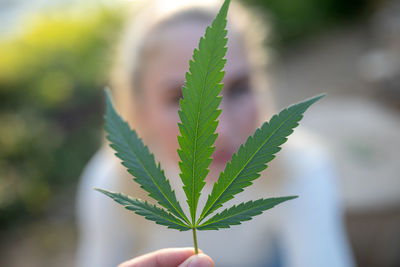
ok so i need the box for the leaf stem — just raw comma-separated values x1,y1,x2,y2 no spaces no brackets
192,227,199,254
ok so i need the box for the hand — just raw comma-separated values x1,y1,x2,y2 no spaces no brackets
118,247,214,267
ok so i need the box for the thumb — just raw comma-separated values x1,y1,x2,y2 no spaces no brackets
178,253,214,267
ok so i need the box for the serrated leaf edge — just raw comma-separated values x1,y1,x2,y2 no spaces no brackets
197,196,297,230
198,94,325,223
95,188,191,231
105,90,190,225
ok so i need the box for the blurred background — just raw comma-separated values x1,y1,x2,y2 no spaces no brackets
0,0,399,266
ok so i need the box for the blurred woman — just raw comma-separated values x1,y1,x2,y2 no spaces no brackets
76,0,354,266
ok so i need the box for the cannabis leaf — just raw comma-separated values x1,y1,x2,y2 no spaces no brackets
197,196,297,230
198,94,324,223
96,0,325,254
177,0,229,224
95,189,190,231
103,90,189,225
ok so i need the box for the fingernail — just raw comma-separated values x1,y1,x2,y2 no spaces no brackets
179,254,214,267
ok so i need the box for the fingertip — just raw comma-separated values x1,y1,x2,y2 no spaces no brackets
178,253,214,267
118,247,195,267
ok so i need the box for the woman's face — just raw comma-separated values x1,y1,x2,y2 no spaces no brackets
135,21,259,182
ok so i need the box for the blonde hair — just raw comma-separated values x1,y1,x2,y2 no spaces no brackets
110,0,274,124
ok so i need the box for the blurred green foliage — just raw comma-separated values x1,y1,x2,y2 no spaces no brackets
0,6,125,228
241,0,372,46
0,0,371,229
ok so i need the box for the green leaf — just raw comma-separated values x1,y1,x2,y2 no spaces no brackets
96,0,323,252
199,95,324,223
197,196,297,230
177,0,230,223
104,90,189,224
95,189,191,231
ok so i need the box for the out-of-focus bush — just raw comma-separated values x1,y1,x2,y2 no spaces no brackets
0,6,125,228
241,0,373,46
